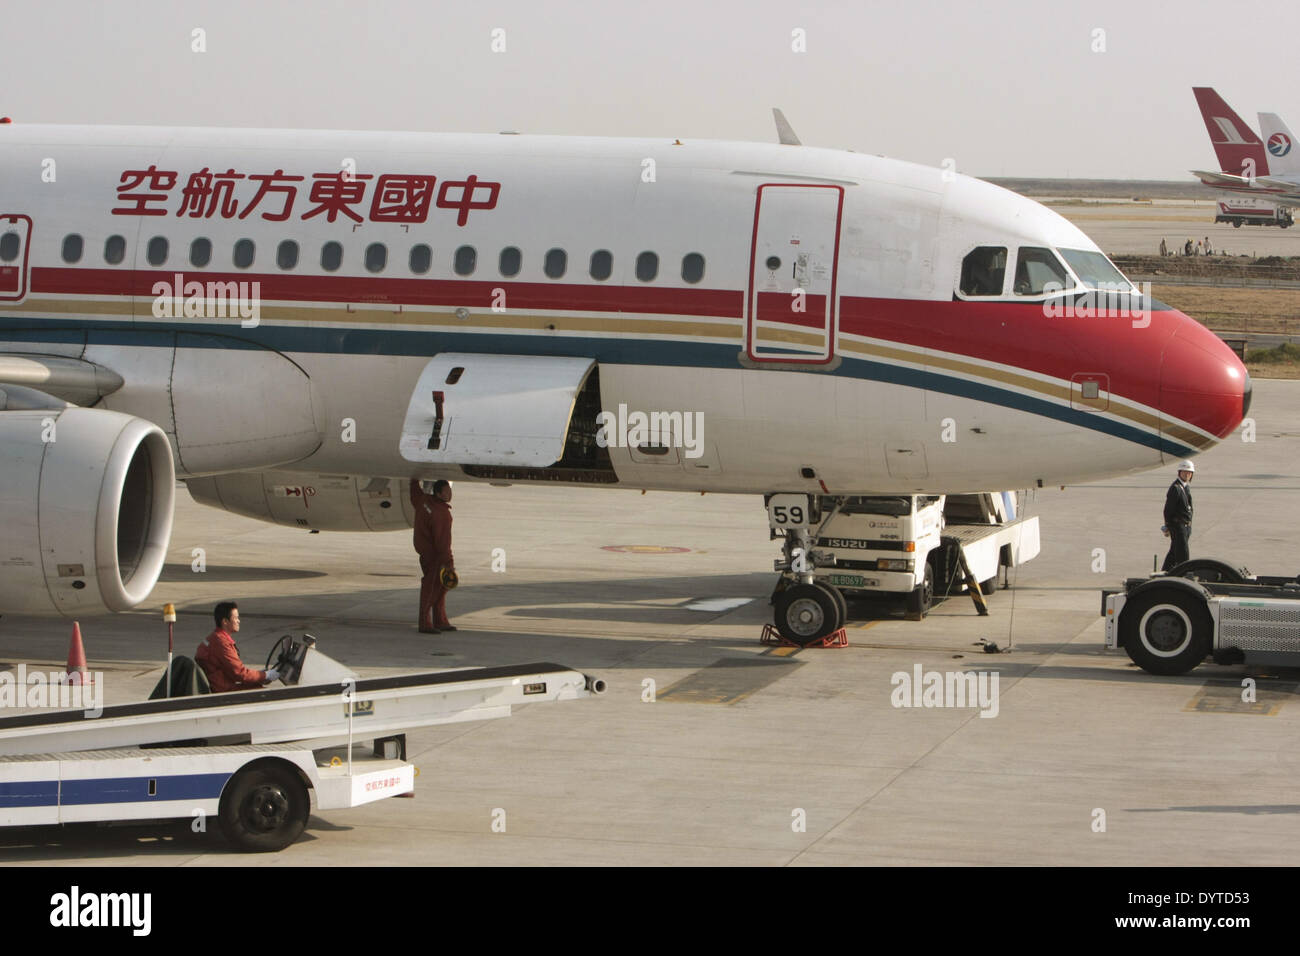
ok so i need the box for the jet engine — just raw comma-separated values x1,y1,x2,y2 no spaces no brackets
0,407,175,615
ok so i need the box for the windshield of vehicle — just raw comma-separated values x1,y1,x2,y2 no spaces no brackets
1057,248,1135,292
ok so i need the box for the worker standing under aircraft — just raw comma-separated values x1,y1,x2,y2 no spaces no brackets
196,601,278,692
1161,461,1195,572
411,479,457,634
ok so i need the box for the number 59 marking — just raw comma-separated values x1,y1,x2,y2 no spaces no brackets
768,494,813,529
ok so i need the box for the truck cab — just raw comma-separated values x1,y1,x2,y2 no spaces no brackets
809,491,1038,617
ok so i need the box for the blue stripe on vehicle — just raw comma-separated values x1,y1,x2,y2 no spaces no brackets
0,779,60,808
60,772,231,805
0,315,1196,457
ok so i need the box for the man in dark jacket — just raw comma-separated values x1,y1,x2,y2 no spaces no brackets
411,479,456,633
195,601,278,692
1161,460,1195,572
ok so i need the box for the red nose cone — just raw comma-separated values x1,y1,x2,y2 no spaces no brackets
1159,313,1249,449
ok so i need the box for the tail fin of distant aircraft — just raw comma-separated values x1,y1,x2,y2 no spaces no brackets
1258,112,1299,176
772,108,801,146
1193,87,1270,177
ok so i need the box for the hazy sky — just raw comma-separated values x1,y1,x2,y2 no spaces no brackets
5,0,1297,180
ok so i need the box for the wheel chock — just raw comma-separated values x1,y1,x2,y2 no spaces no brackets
760,624,848,648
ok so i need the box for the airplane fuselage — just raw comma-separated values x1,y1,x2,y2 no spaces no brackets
0,124,1249,496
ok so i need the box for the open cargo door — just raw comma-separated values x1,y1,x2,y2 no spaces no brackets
399,354,597,467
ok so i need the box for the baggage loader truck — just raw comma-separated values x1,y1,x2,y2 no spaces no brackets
767,491,1040,642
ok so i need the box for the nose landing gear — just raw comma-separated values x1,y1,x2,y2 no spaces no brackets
766,493,847,645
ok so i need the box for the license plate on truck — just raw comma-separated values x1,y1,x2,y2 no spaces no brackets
829,574,877,588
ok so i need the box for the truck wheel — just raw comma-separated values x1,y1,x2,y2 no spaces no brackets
219,763,310,852
1166,558,1247,584
1232,219,1242,227
775,583,840,645
906,561,935,618
1120,588,1212,676
814,580,848,629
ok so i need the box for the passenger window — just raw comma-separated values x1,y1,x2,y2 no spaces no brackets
681,252,705,284
454,245,476,276
365,243,387,273
959,246,1006,296
146,236,168,267
544,248,566,279
277,240,299,270
499,246,521,277
1014,246,1072,296
636,251,658,282
61,234,84,264
233,239,255,269
321,241,343,272
104,235,126,265
190,237,212,267
0,232,17,261
589,249,612,281
409,244,432,274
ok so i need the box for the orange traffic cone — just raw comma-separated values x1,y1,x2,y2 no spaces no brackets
65,621,92,685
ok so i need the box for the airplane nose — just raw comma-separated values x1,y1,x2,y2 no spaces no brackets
1158,314,1249,459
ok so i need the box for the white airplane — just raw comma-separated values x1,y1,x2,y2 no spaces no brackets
1259,111,1299,178
1191,87,1300,206
0,116,1249,619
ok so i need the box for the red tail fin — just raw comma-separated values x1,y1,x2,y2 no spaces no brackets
1193,87,1270,177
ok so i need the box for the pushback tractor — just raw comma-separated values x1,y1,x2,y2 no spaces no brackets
1103,558,1300,675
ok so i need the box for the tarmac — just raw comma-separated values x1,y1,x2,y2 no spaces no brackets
1046,198,1300,258
1,381,1297,866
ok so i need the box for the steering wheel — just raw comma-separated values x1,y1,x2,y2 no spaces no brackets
265,634,295,672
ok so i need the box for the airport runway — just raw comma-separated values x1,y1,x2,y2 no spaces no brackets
2,383,1298,866
1045,199,1300,258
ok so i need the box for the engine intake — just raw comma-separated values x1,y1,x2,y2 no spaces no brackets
0,408,175,614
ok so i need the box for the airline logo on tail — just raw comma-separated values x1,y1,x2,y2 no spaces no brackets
1192,86,1270,175
1268,133,1292,157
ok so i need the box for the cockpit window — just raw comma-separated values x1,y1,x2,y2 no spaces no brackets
959,246,1006,296
1057,248,1133,292
1014,246,1072,296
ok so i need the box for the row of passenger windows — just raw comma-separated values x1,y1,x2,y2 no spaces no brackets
55,233,708,283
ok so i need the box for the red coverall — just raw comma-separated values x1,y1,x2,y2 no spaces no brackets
195,628,268,692
411,482,454,629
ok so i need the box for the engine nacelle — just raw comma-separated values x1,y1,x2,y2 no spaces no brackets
185,472,415,532
0,408,175,615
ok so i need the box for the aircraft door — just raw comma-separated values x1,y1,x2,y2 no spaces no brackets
0,215,32,302
745,185,842,365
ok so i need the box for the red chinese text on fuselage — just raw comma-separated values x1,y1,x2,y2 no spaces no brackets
110,165,500,226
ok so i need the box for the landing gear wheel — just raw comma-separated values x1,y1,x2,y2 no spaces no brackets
906,561,935,618
1166,558,1247,585
775,583,840,646
1120,587,1212,675
218,763,310,852
813,580,848,631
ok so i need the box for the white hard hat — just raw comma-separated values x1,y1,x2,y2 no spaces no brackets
1178,459,1195,473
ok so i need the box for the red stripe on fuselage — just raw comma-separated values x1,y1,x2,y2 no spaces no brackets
31,267,743,319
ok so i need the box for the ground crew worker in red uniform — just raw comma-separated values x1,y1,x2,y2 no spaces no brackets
195,601,278,692
411,479,456,633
